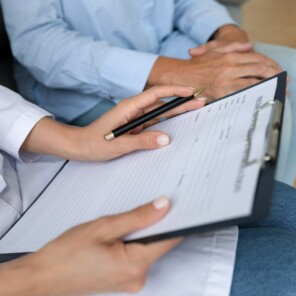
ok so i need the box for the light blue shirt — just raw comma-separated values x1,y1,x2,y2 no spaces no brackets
2,0,235,122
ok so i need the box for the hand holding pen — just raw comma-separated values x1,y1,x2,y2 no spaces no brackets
74,86,207,162
104,86,209,141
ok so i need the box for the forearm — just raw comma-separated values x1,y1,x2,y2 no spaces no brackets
21,118,84,161
0,256,49,296
147,56,211,89
146,57,188,88
147,26,250,88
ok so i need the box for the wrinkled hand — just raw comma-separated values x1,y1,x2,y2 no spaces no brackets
9,197,181,296
189,25,252,56
189,41,254,57
79,86,205,161
186,25,286,98
169,50,282,101
148,24,282,102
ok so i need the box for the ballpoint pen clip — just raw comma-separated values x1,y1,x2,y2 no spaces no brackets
193,85,210,98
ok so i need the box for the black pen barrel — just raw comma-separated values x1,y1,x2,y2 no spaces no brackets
112,94,195,137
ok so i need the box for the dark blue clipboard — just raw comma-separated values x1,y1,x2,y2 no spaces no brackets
0,72,287,263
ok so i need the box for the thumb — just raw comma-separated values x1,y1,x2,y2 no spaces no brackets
102,196,171,240
115,131,170,155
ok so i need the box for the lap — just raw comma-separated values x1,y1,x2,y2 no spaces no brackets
244,181,296,231
231,227,296,296
231,181,296,295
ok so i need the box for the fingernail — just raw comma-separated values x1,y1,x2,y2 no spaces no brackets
153,196,170,210
195,97,206,102
157,135,170,146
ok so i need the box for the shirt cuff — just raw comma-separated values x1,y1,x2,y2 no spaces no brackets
100,47,159,100
3,108,51,162
191,14,237,44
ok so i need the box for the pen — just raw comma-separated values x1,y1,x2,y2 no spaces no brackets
104,86,209,141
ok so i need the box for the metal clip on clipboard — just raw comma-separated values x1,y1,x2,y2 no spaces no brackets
245,100,283,168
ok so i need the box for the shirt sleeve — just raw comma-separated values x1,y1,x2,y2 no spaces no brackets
174,0,237,45
0,86,51,162
1,0,159,101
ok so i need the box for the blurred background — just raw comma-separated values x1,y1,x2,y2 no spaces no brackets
242,0,296,48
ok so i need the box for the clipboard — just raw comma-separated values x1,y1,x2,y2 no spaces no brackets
0,72,287,262
129,71,287,243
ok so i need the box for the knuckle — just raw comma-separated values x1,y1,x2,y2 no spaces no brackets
256,63,267,75
140,134,154,148
149,85,162,97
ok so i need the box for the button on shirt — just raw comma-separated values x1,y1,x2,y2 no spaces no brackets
2,0,235,122
0,86,50,237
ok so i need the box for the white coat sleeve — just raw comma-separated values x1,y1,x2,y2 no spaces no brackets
0,86,51,161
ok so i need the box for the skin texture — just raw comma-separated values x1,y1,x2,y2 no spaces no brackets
1,86,204,296
0,197,182,296
21,86,205,161
147,25,283,101
0,25,283,295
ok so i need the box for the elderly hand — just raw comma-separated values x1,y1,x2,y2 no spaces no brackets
149,50,282,102
189,25,253,56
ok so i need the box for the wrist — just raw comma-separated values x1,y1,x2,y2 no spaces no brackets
0,255,52,296
211,24,249,42
147,56,188,87
21,117,86,161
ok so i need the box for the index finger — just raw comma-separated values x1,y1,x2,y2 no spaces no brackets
125,86,195,111
231,52,281,71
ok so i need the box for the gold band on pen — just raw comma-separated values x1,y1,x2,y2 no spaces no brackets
104,132,115,141
193,85,210,98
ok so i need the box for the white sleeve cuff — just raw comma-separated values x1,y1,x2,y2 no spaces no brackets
3,108,51,162
100,47,159,100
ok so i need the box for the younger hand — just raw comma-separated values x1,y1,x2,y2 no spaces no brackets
17,196,181,296
79,86,205,161
22,86,205,161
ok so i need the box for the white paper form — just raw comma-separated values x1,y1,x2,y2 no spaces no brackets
0,78,278,252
